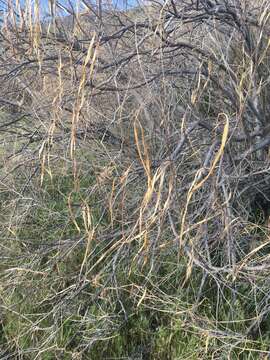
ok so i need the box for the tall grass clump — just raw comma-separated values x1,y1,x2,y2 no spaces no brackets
1,0,270,358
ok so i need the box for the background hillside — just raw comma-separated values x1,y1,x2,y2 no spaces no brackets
0,0,270,359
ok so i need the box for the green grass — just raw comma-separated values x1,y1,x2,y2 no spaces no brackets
1,166,270,359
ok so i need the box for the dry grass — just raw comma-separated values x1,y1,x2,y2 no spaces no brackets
1,0,270,359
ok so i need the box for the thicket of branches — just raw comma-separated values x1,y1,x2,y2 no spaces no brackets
1,0,270,358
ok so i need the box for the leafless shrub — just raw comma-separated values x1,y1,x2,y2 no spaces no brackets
1,0,270,358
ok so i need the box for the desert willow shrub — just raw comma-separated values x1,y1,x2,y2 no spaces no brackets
1,0,270,358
